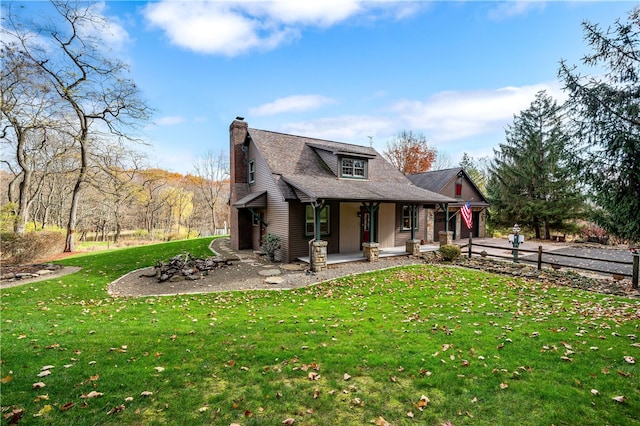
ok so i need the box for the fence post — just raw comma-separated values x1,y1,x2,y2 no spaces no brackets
468,235,472,259
633,253,639,290
537,246,542,270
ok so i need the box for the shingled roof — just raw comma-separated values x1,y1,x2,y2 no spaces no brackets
247,128,455,204
408,167,463,193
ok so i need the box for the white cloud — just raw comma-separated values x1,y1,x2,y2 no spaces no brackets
250,95,337,116
142,0,419,56
154,115,186,126
390,82,566,143
257,1,363,26
488,1,546,21
281,115,396,144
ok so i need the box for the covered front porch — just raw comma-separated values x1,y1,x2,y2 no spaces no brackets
298,243,440,265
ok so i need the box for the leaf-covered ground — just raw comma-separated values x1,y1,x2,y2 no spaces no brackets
1,241,638,425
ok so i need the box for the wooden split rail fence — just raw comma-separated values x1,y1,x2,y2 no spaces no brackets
460,241,639,289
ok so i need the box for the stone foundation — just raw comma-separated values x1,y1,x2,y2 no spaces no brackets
362,242,379,262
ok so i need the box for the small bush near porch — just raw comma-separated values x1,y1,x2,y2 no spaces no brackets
1,239,638,425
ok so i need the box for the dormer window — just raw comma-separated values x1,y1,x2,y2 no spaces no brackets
341,157,367,179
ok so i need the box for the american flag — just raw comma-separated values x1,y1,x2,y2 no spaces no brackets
461,202,473,230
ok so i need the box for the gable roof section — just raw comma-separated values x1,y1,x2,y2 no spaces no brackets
408,167,461,193
247,128,455,204
408,167,490,206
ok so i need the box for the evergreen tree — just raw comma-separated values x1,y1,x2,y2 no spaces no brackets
459,152,489,195
487,91,584,239
559,8,640,244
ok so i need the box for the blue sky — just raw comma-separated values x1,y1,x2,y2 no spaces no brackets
9,1,637,173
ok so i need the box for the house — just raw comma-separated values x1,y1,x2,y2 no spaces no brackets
408,167,490,240
229,118,456,269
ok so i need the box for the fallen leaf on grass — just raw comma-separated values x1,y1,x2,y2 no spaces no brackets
374,416,391,426
591,389,599,396
3,408,24,424
33,405,52,417
32,382,46,389
34,395,49,402
612,395,626,403
414,394,430,411
623,356,635,364
37,370,51,377
1,376,12,384
343,373,351,381
307,372,320,380
282,417,295,425
80,391,103,399
60,402,74,411
500,383,509,390
107,404,126,415
140,391,153,397
154,366,165,373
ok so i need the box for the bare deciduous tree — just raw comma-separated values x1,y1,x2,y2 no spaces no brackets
2,0,152,251
192,150,229,234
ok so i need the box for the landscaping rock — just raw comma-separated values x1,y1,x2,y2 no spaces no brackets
258,269,282,277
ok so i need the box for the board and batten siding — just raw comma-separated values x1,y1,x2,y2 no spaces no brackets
377,203,395,248
247,141,290,262
394,204,427,246
339,202,361,253
288,201,340,261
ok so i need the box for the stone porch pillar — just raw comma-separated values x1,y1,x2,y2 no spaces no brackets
311,240,328,272
362,242,379,262
406,239,421,256
439,231,453,247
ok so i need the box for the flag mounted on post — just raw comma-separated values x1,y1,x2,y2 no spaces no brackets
461,201,473,230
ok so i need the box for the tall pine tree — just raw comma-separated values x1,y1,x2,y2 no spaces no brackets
559,8,640,244
487,91,584,239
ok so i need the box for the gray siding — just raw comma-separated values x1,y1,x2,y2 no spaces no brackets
247,141,290,262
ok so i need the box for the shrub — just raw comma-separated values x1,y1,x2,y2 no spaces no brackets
0,203,17,233
580,224,610,245
261,233,281,262
439,244,461,261
0,231,66,265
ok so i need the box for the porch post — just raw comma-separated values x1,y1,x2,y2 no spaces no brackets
362,201,380,262
313,201,323,241
310,200,326,272
410,204,417,241
444,203,450,232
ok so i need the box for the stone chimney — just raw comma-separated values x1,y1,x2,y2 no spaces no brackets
229,117,248,250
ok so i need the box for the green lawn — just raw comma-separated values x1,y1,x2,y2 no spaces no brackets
1,237,638,425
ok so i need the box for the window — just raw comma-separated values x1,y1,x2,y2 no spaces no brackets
305,205,330,236
341,157,367,178
248,160,256,184
252,210,261,226
401,205,419,231
455,172,463,198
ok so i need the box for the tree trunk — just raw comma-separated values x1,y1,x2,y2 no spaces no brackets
64,176,82,252
64,135,87,252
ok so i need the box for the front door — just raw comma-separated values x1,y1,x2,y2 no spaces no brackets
360,207,378,249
